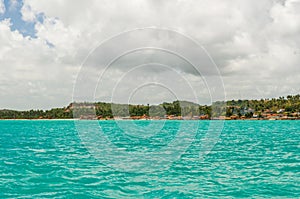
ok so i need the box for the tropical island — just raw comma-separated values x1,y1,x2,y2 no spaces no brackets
1,94,300,120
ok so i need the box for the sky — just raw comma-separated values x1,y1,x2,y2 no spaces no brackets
0,0,300,110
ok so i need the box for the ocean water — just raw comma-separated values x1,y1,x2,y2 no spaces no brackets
0,120,299,198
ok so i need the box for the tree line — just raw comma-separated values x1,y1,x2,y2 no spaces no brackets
1,94,300,119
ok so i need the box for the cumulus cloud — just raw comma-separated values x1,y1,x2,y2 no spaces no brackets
0,0,300,109
0,19,79,109
20,3,36,22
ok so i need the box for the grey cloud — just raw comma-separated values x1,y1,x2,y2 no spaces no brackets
0,0,300,109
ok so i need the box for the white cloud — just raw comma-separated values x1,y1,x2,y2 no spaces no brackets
0,0,300,109
0,19,79,110
20,4,36,21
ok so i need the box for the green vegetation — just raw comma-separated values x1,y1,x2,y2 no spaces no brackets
224,95,300,118
1,94,300,119
0,108,73,119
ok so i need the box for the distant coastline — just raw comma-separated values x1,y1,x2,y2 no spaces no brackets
1,117,300,121
1,94,300,120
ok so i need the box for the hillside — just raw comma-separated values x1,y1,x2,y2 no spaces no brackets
1,95,300,120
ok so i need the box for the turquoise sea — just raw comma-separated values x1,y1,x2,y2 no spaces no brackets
0,120,299,198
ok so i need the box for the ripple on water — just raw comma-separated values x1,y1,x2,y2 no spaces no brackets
0,120,299,198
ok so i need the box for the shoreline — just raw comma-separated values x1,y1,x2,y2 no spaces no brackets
1,118,299,121
0,118,79,121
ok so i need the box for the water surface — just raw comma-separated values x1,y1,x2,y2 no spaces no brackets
0,120,299,198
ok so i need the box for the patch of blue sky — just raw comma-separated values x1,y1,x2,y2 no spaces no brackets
0,0,44,38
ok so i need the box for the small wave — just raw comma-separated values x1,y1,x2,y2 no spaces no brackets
27,148,47,153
